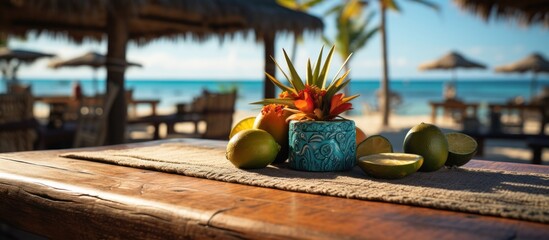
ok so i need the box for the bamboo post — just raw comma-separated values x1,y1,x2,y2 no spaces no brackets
106,12,129,145
263,33,276,99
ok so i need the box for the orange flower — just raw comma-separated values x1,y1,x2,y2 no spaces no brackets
329,93,353,118
279,91,297,99
294,91,315,114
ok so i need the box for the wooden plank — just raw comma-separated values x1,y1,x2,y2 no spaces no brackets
0,140,548,239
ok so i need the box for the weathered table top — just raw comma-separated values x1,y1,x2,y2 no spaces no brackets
1,139,548,239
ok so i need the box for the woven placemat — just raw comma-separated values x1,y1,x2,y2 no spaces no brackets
60,141,549,223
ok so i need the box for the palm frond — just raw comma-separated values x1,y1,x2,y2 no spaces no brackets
407,0,439,12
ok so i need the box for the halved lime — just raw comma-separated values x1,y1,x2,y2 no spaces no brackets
356,135,393,158
357,153,423,179
445,132,477,167
229,117,256,139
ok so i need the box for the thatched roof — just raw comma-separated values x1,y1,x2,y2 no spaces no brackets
0,0,323,44
453,0,549,28
418,51,486,71
0,47,55,63
495,53,549,73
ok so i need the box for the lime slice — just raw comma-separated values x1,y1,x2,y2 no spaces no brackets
356,135,393,158
445,132,477,167
229,117,256,139
357,153,423,179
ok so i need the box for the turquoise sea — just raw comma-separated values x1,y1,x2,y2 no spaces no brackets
5,78,548,116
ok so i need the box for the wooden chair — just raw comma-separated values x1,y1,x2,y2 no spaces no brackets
168,90,237,140
73,85,119,148
0,92,37,152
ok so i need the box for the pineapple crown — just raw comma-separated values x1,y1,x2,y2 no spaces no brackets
253,46,359,121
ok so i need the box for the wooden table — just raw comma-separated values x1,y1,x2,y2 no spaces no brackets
429,100,479,124
0,139,548,239
128,99,160,117
488,103,547,135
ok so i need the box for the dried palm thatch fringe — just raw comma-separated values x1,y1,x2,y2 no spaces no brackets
454,0,549,27
0,0,323,44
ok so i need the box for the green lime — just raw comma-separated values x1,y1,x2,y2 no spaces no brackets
445,132,477,167
229,117,256,139
226,129,280,169
403,123,448,172
357,153,424,179
356,135,393,158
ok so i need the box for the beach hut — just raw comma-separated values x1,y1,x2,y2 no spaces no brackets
0,0,323,144
453,0,549,27
48,51,142,96
0,47,55,91
495,53,549,99
418,51,486,98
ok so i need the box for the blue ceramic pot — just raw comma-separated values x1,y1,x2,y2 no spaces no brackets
288,120,356,172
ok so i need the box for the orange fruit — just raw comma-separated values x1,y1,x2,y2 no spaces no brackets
254,104,291,163
355,127,367,146
229,116,256,139
403,123,448,172
226,129,280,169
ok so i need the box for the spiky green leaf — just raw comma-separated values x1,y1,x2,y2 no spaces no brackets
307,58,314,85
331,53,352,84
251,98,295,107
282,49,305,91
327,69,351,93
265,72,296,94
271,56,292,83
312,46,324,85
317,45,336,89
342,94,360,103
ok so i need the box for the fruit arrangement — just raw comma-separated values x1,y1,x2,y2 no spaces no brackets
225,45,477,177
227,46,359,169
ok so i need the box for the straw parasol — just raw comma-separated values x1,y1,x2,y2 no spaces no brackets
418,51,486,98
495,53,549,99
453,0,549,27
0,47,55,90
0,0,323,144
48,51,142,95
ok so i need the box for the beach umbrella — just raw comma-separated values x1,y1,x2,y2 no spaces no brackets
0,0,323,144
495,53,549,99
48,51,142,95
453,0,549,28
0,47,55,91
418,51,486,97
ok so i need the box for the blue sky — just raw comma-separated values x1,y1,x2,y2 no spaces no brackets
8,1,549,81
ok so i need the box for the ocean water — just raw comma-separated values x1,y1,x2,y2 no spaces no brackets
5,78,547,116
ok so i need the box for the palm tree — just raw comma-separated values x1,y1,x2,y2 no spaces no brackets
378,0,438,126
277,0,325,61
323,4,379,96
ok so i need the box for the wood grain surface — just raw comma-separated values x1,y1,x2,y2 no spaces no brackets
0,139,548,239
